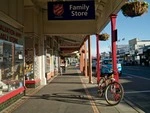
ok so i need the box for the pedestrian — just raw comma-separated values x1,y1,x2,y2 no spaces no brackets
60,65,63,75
60,60,65,75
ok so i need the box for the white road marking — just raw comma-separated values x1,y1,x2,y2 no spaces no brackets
120,76,132,79
123,73,150,81
125,68,140,71
123,73,150,94
125,90,150,94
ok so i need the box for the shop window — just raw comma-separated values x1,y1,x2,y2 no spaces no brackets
24,37,34,80
0,40,24,95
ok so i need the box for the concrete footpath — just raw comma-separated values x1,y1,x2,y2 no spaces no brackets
1,66,144,113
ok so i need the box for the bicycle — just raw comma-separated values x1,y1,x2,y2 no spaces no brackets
97,72,124,106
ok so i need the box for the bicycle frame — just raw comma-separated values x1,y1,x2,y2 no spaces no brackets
97,72,124,106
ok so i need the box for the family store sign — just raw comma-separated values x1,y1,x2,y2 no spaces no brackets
47,1,95,20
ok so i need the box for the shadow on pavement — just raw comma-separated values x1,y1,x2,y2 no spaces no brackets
49,81,83,84
61,73,80,76
24,92,108,107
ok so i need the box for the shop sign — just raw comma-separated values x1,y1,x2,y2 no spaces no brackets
130,50,135,55
125,51,129,54
138,49,143,54
48,1,95,20
0,21,22,43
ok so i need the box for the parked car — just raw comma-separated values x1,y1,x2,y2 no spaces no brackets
92,59,97,69
123,60,132,66
101,59,122,76
92,59,101,69
70,62,76,66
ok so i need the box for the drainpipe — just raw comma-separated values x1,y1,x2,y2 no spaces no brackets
110,14,119,82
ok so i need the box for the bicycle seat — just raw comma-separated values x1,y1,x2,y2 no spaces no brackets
108,73,114,78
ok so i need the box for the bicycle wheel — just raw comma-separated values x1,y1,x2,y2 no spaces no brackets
104,81,124,106
98,77,106,97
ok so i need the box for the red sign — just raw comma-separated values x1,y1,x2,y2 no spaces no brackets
53,4,64,16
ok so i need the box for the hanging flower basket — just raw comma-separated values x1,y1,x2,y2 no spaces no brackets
99,33,110,41
121,1,149,17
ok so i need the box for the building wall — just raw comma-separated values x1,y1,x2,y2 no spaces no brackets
0,1,25,108
129,38,150,50
137,41,150,48
117,44,129,54
128,38,150,64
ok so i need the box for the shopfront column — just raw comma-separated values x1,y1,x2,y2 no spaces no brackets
39,36,47,85
82,44,85,75
80,46,84,73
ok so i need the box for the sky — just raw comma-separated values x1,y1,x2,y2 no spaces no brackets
90,1,150,57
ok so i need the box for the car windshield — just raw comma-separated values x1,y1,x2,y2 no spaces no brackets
92,60,96,63
103,59,120,64
103,60,112,64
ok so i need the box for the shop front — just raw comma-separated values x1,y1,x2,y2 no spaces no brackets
45,36,59,82
140,46,150,66
24,35,41,88
0,20,25,109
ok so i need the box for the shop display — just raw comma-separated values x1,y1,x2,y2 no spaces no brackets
0,40,24,95
0,83,2,95
25,63,34,80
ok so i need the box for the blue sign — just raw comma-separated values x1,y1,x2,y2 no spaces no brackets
47,1,95,20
